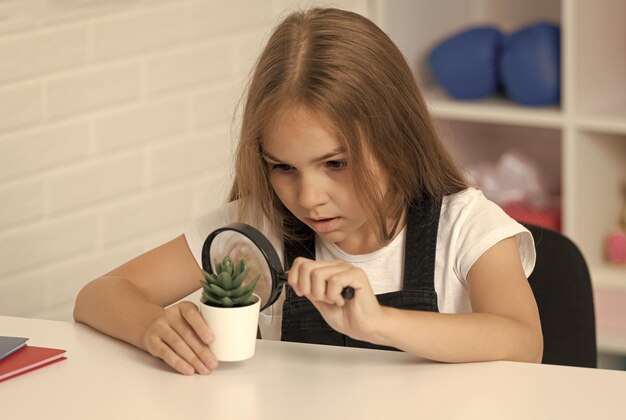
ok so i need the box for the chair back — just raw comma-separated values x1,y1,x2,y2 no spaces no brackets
524,224,597,368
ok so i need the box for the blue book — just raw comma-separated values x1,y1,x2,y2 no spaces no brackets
0,336,28,361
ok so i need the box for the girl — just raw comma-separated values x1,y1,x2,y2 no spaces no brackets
74,8,542,376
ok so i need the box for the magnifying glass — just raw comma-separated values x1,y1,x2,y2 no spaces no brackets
201,223,355,311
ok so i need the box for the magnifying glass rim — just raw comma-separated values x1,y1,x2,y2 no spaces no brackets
201,223,285,311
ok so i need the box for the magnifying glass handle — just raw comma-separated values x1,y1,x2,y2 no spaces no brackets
341,286,355,300
281,272,355,301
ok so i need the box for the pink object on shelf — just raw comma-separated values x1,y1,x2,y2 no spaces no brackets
605,230,626,265
502,203,561,232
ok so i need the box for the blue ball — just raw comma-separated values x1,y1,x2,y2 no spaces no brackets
428,27,504,100
499,22,561,106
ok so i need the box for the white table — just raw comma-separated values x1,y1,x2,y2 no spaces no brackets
2,315,626,419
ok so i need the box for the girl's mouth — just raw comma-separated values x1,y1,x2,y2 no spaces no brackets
307,217,339,233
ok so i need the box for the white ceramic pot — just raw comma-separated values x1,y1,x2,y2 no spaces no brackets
198,294,261,362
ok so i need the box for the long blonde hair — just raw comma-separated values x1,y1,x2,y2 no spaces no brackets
229,8,466,244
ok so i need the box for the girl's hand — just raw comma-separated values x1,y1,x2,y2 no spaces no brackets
142,301,219,375
288,257,386,342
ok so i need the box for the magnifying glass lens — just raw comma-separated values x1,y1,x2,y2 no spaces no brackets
203,223,354,313
208,231,273,308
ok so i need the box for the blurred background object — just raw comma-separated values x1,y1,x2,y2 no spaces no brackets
499,22,561,106
429,21,561,106
465,150,561,231
429,26,504,100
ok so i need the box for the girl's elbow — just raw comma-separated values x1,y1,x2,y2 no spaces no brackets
509,320,543,363
73,279,101,323
73,284,89,323
524,326,544,364
520,309,544,364
531,332,544,364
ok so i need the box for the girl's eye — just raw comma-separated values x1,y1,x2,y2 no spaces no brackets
326,160,347,169
270,163,293,172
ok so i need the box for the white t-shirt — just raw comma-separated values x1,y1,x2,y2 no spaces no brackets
184,187,536,341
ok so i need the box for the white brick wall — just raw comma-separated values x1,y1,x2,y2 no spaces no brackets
0,0,370,321
0,83,43,132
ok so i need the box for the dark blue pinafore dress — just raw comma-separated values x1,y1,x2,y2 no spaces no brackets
281,199,442,351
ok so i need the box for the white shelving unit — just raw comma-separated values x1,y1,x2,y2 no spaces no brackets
371,0,626,355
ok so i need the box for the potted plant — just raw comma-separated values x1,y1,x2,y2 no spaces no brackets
199,256,261,362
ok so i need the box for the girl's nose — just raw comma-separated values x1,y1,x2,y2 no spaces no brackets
297,173,327,209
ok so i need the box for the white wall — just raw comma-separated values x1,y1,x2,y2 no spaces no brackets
0,0,369,321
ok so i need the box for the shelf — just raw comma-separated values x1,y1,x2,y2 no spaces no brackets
577,107,626,135
376,0,626,357
425,86,563,128
593,274,626,355
597,333,626,355
572,0,626,120
434,120,562,197
567,131,626,264
590,265,626,291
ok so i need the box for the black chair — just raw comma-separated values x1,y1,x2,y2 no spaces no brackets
524,223,597,368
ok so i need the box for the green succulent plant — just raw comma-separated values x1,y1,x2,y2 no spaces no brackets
201,256,260,308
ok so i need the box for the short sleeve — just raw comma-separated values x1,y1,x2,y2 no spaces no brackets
446,189,536,283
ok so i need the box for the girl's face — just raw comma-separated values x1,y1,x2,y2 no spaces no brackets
263,107,389,254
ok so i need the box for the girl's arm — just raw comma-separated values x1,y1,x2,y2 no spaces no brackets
289,236,543,363
73,235,219,374
371,237,543,363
